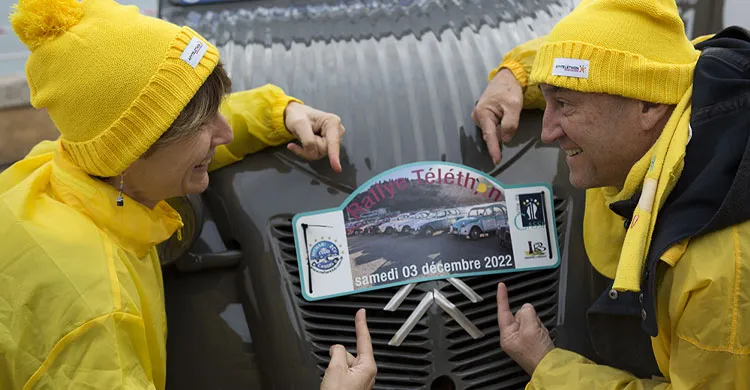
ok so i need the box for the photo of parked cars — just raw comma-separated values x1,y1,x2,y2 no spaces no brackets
345,203,509,240
345,202,513,291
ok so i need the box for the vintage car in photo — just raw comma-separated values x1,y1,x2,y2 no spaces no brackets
392,210,431,234
377,212,415,234
450,203,509,240
345,220,367,236
358,217,390,235
408,208,465,236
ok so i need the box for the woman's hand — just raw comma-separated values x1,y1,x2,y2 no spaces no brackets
284,102,346,172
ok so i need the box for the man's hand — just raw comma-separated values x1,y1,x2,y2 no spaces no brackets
320,309,377,390
496,282,554,375
284,102,346,172
471,68,524,165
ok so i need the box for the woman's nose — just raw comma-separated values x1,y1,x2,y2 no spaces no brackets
213,115,234,146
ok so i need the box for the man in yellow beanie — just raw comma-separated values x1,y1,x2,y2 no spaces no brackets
474,0,750,387
0,0,376,389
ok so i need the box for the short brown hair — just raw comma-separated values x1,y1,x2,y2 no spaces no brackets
143,62,232,157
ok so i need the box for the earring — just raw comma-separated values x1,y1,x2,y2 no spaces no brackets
116,175,125,207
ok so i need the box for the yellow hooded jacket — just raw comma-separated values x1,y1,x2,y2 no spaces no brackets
0,85,298,389
492,32,750,389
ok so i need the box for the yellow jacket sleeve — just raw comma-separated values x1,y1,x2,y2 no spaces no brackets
527,348,666,389
527,343,749,390
22,312,157,389
209,84,301,171
488,36,547,110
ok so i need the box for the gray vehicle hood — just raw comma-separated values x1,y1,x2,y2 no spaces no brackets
161,0,574,190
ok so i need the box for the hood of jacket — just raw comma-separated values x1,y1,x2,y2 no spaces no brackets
0,140,183,258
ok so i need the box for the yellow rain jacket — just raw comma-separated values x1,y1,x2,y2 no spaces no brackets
492,30,750,388
0,85,298,389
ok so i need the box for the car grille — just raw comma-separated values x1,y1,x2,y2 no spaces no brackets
268,196,568,389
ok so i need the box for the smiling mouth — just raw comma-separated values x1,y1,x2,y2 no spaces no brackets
565,148,583,157
195,152,215,168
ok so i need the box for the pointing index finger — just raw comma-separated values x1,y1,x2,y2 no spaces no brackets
478,111,502,165
324,121,343,172
355,308,374,361
497,282,515,331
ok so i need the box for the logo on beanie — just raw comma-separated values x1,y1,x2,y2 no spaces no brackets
181,37,209,68
552,58,589,79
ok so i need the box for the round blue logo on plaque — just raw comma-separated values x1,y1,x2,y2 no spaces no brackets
309,240,342,273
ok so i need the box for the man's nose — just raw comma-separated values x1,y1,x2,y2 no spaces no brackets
541,106,564,144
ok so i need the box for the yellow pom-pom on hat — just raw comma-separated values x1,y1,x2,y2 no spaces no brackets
529,0,700,104
10,0,83,50
8,0,220,176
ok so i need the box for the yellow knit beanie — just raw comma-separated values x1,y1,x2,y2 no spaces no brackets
530,0,700,104
10,0,220,176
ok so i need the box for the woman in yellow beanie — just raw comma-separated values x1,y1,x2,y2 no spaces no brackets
473,0,750,388
0,0,376,389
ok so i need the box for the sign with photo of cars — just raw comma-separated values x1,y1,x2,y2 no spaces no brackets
292,162,560,301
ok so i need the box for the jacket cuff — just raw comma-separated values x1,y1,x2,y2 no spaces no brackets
529,348,585,385
270,93,303,144
488,60,529,89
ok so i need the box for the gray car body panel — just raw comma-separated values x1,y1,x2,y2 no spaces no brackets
157,0,725,388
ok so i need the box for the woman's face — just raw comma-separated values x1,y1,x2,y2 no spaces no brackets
123,114,233,207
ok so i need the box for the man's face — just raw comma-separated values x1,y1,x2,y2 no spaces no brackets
539,84,654,190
